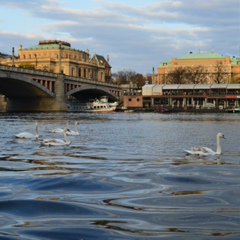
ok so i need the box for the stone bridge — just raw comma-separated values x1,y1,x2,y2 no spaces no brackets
0,65,121,112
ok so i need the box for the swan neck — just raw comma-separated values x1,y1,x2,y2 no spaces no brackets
64,130,70,144
216,135,221,154
75,122,79,133
35,123,39,139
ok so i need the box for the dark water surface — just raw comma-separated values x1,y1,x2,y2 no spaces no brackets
0,112,239,240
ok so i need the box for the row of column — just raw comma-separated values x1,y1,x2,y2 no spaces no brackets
33,78,54,92
68,66,99,80
152,97,239,108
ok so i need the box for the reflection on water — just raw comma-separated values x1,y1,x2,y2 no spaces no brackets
0,112,239,239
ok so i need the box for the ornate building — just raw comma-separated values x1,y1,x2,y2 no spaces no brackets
152,51,240,84
0,40,112,82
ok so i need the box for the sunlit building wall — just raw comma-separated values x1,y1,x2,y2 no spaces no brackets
0,40,112,83
152,52,240,84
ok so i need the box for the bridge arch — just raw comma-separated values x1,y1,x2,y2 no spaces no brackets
66,85,119,102
0,72,54,98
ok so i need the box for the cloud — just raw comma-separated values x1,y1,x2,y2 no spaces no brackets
0,0,239,74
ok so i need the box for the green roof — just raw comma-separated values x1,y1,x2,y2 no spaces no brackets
179,52,224,60
231,57,240,65
159,60,171,66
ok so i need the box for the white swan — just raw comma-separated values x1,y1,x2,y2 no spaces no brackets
184,133,225,155
41,128,70,146
66,121,79,136
50,121,69,133
15,122,39,139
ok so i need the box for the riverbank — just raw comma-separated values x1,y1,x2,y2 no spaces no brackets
124,107,229,114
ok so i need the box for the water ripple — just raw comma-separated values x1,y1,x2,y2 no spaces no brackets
0,112,239,239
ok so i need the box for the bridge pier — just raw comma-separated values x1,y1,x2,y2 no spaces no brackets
51,74,67,111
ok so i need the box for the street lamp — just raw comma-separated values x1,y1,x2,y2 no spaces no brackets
34,54,37,69
12,47,15,67
58,42,62,74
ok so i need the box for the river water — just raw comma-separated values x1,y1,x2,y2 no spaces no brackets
0,112,239,240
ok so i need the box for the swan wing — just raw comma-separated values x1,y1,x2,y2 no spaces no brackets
201,147,217,155
184,146,209,155
15,132,35,138
43,128,70,146
66,130,79,136
41,138,68,146
49,128,64,133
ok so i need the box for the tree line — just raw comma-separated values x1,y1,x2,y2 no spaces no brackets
164,62,231,84
111,70,152,87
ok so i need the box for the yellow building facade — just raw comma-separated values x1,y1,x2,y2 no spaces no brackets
152,52,240,85
0,40,112,82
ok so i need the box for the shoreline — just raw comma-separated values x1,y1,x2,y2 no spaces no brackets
123,107,237,114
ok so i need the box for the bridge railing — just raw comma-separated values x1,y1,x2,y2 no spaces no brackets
0,64,57,77
65,75,121,89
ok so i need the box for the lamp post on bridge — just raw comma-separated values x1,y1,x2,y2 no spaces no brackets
12,47,15,67
34,54,38,70
58,42,62,74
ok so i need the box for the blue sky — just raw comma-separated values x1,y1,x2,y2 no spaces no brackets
0,0,239,75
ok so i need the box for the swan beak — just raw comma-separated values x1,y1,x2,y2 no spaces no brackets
222,135,226,139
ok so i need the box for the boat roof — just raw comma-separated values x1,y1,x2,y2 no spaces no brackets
143,84,240,90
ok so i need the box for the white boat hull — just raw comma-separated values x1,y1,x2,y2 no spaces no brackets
67,96,118,113
67,105,116,112
226,107,240,113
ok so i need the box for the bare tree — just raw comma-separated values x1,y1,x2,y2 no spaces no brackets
212,62,226,83
186,65,206,84
112,70,135,84
165,66,187,84
112,70,146,87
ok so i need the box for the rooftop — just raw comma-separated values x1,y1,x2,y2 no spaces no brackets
23,40,84,52
231,56,240,65
178,52,224,60
94,54,111,68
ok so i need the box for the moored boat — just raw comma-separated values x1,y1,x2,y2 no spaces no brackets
67,96,118,112
156,106,171,113
226,107,240,113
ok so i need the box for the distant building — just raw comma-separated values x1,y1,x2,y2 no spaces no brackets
0,52,11,59
152,51,240,84
0,40,111,82
142,83,240,110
